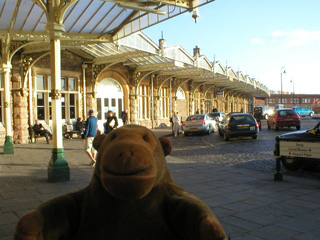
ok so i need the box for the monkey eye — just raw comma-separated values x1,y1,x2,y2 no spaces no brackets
143,135,149,142
110,134,117,141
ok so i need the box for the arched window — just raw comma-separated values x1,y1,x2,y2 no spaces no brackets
96,78,124,120
176,87,185,100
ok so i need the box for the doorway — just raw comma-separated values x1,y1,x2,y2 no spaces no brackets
96,78,124,131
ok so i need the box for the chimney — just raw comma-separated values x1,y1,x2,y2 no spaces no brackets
193,46,201,57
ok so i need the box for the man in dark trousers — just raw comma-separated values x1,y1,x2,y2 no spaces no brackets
120,109,129,125
104,110,118,134
82,110,98,166
33,120,51,144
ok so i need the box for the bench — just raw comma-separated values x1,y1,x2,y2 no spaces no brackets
28,127,50,143
63,123,80,139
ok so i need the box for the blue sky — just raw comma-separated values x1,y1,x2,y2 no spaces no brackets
143,0,320,94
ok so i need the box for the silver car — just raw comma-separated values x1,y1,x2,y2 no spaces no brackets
183,114,217,136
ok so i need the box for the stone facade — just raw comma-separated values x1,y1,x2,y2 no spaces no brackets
1,49,254,145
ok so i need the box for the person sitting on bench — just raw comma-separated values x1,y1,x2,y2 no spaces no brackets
33,120,52,144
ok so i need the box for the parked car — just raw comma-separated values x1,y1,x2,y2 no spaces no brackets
274,121,320,171
209,112,225,122
292,106,314,117
267,108,301,131
253,106,274,119
218,113,259,141
183,114,217,136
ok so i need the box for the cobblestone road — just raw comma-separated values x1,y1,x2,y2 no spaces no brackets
169,117,320,177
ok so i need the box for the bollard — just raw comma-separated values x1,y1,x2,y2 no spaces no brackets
274,136,283,181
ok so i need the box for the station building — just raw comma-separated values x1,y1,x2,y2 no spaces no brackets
0,0,269,181
0,32,269,146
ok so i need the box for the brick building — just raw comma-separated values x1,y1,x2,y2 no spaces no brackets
265,92,320,110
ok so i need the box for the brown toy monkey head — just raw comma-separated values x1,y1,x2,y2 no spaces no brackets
93,125,173,201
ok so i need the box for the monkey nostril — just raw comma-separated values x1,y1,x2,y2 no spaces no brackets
118,151,133,159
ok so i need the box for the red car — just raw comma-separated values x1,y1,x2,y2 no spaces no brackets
267,108,301,131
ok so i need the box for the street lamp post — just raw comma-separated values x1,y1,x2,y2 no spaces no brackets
280,67,286,104
290,79,295,106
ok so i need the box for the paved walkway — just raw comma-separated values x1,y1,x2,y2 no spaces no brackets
1,128,320,240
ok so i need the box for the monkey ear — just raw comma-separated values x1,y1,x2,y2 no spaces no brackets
159,137,172,156
93,134,106,151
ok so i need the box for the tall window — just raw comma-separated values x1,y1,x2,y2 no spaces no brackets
64,78,77,120
160,87,169,118
36,75,78,122
37,92,45,120
194,91,200,113
205,93,212,113
138,85,150,119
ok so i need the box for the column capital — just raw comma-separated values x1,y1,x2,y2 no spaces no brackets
45,22,65,38
2,62,12,70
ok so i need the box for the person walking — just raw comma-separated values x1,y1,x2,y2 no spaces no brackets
172,112,180,137
104,110,118,134
32,120,51,144
120,109,129,125
82,110,98,166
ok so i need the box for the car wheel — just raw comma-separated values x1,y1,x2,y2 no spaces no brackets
218,129,223,136
273,123,278,131
224,133,229,141
296,125,301,130
281,157,303,171
184,132,189,136
310,113,314,117
252,135,257,139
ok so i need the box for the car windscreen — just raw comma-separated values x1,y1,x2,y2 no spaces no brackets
230,115,255,124
186,115,204,121
210,113,220,117
278,110,297,116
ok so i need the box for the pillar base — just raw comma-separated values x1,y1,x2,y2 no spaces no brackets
48,148,70,182
4,136,15,154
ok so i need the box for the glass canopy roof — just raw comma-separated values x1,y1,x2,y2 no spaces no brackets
0,0,214,41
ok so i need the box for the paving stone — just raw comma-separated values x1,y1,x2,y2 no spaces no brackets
0,213,18,225
221,216,262,231
249,225,301,240
1,126,320,239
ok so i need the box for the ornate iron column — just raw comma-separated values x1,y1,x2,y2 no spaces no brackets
46,20,70,182
3,63,14,154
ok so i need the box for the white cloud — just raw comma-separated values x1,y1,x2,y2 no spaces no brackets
251,37,265,44
270,30,320,47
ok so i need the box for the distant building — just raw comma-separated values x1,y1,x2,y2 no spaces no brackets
266,93,320,109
